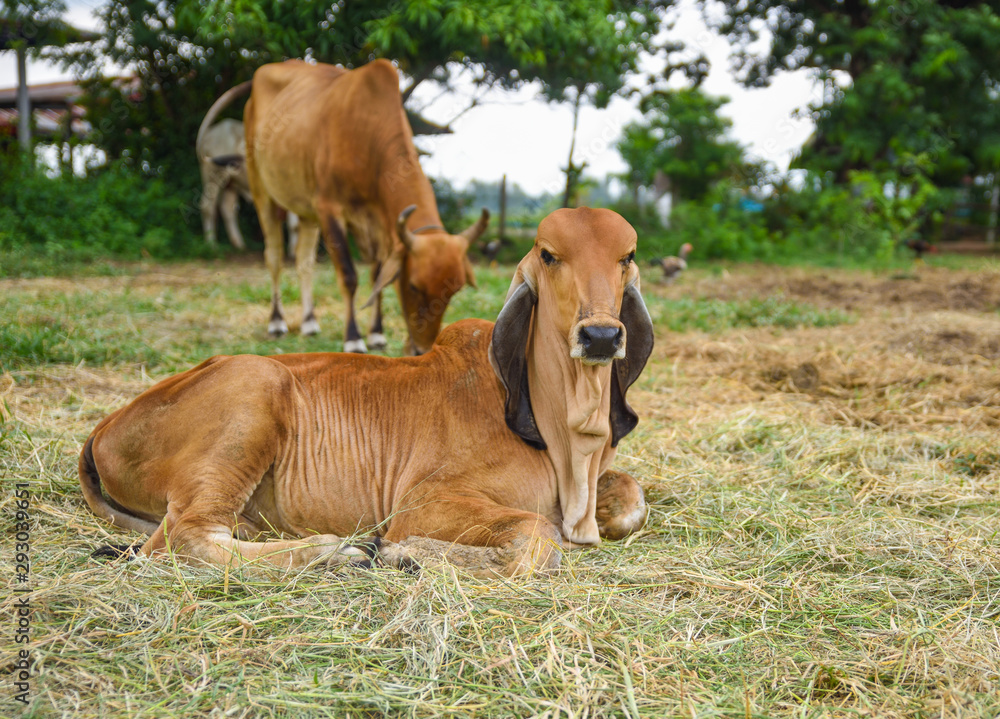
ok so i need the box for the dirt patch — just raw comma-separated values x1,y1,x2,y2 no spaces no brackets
890,321,1000,365
648,310,1000,432
659,265,1000,314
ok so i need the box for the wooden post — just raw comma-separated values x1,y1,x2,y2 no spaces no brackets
988,173,998,248
499,174,507,245
16,44,31,153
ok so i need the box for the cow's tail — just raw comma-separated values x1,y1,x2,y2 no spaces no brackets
79,436,159,536
196,79,253,154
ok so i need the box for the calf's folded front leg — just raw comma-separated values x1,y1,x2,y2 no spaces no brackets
382,497,564,578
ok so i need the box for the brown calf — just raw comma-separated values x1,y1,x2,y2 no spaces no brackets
79,208,653,577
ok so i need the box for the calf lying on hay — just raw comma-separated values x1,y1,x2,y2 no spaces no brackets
79,208,653,578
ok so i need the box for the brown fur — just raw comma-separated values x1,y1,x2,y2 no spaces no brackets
242,59,487,353
79,208,652,578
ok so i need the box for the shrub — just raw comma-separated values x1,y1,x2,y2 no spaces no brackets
0,156,213,276
616,179,899,266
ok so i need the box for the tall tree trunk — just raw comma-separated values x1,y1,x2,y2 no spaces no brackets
17,45,31,153
562,90,583,208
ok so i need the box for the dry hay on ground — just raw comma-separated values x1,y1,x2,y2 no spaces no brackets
2,261,999,718
642,264,1000,431
649,311,1000,431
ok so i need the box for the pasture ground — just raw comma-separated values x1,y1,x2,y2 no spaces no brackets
1,256,999,718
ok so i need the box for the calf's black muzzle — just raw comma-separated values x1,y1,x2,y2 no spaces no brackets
577,325,623,359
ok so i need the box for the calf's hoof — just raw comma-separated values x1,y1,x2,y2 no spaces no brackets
343,338,368,354
367,333,388,350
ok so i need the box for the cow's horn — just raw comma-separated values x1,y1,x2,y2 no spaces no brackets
461,207,491,243
397,205,418,251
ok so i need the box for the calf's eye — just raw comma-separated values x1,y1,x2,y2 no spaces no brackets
540,249,557,266
621,251,635,267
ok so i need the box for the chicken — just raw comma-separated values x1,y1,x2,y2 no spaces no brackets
653,243,693,284
904,238,937,263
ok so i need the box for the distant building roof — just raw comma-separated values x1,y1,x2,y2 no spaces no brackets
0,80,83,109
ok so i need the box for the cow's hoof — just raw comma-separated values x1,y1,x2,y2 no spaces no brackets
396,556,421,575
354,536,382,559
343,339,368,353
367,333,387,350
91,543,142,561
301,317,321,336
268,319,289,337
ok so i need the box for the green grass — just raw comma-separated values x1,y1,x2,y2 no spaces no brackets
2,259,999,717
646,294,852,334
0,259,850,372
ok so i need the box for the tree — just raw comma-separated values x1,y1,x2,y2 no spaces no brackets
617,87,746,206
712,0,1000,187
184,0,666,205
1,0,93,153
59,0,265,206
58,0,666,216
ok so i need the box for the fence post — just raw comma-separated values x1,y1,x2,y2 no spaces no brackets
499,174,507,245
988,174,998,248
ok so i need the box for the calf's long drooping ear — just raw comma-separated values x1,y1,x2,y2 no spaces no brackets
490,281,546,450
610,283,655,447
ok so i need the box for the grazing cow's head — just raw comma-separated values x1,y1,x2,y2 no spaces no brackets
490,207,654,449
369,206,488,355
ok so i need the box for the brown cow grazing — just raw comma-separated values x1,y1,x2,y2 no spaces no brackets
232,58,487,354
79,208,653,578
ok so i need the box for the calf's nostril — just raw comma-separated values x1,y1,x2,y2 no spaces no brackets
578,326,622,356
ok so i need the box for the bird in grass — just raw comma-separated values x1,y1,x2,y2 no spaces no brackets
483,238,503,264
904,238,937,263
651,243,693,284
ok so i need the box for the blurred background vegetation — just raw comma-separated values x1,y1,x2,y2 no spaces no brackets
2,0,1000,275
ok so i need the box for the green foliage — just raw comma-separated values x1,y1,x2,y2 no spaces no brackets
0,156,211,275
618,88,747,202
615,177,899,265
0,0,69,54
428,177,476,234
713,0,1000,185
58,0,262,196
184,0,660,105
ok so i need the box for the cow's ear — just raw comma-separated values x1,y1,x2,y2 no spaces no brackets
489,281,546,450
610,283,654,447
364,244,406,308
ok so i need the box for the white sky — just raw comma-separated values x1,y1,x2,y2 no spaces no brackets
1,0,820,195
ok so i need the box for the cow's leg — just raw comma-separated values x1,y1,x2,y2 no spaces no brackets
219,187,246,250
367,262,387,350
261,199,290,336
135,506,370,570
320,213,366,353
199,173,222,245
595,469,648,540
382,497,564,577
286,213,299,260
294,221,321,336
